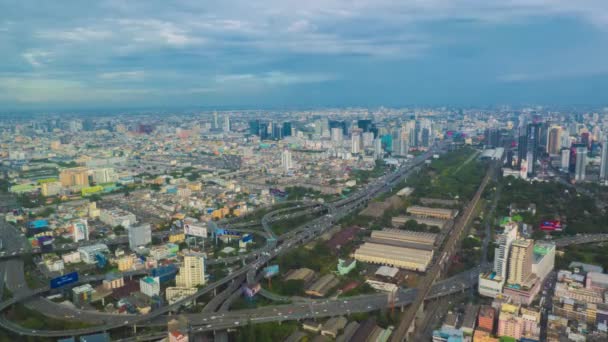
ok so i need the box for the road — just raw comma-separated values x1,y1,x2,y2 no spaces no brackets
0,143,443,338
390,161,495,341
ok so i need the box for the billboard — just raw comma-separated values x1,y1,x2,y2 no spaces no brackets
184,223,207,237
242,234,253,243
214,228,241,238
540,220,563,232
263,265,279,279
50,272,79,289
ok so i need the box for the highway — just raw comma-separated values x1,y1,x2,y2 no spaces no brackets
0,143,443,338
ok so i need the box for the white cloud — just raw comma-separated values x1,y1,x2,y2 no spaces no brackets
37,27,112,41
216,71,337,86
98,71,145,80
21,50,52,67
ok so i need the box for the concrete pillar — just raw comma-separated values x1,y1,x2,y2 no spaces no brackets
213,288,217,296
133,324,137,334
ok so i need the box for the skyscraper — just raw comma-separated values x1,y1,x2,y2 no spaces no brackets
560,148,570,171
600,136,608,181
507,239,533,286
494,223,518,282
575,145,587,181
213,111,219,130
546,126,562,155
282,122,292,137
373,138,383,160
175,252,206,288
331,127,343,143
351,131,361,154
281,149,292,172
526,123,541,177
223,115,230,133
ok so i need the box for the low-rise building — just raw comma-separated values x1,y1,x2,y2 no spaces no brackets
140,276,160,297
306,274,339,297
321,317,348,338
166,287,198,305
406,205,457,220
354,242,433,271
77,244,109,264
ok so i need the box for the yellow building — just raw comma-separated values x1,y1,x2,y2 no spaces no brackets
473,330,499,342
59,167,90,187
169,233,185,243
117,255,135,272
211,207,230,220
175,253,206,288
41,181,62,197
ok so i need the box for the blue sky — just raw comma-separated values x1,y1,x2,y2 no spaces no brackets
1,0,608,110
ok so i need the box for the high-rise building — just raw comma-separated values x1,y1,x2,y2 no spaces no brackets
223,115,230,133
59,167,90,187
282,122,292,137
175,252,206,288
248,120,260,136
357,119,373,133
92,168,116,184
526,123,542,177
546,126,562,155
560,148,570,170
331,127,343,143
575,146,587,181
494,223,518,282
140,276,161,297
281,149,292,172
517,134,527,170
600,136,608,181
351,131,361,154
128,224,152,250
362,132,374,147
507,239,533,286
373,138,383,159
213,111,219,129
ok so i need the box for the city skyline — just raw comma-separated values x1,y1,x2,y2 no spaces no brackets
2,1,608,110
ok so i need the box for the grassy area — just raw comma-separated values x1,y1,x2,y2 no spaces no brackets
406,147,485,202
232,321,300,342
497,177,608,235
230,293,284,310
556,244,608,270
270,213,317,235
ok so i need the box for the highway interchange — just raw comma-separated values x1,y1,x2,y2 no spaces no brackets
1,143,607,340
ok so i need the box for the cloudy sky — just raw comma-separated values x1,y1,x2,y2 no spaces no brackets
2,0,608,110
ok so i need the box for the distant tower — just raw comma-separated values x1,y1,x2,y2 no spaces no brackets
213,111,219,129
331,127,343,144
351,131,361,154
494,223,518,282
546,126,562,155
281,149,292,172
507,239,533,286
601,136,608,181
223,115,231,133
373,138,383,160
560,148,570,171
575,146,587,181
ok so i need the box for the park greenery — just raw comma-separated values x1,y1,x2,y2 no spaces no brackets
233,321,299,342
497,177,608,235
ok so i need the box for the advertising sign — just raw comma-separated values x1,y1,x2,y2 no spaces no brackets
50,272,79,289
540,220,563,232
214,228,241,238
263,265,279,279
184,223,208,237
241,234,253,243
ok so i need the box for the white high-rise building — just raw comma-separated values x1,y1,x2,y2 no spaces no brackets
351,132,361,154
281,149,292,172
373,138,383,159
600,136,608,181
560,149,570,171
93,168,117,184
223,115,231,133
494,222,519,282
575,146,586,181
213,111,219,129
362,132,374,148
331,127,343,143
175,252,206,288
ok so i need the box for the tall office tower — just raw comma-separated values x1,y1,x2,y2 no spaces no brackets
249,120,260,135
83,119,95,131
213,111,219,129
517,133,527,170
600,136,608,181
223,115,230,133
421,127,430,148
373,138,383,159
282,122,292,137
351,131,361,154
560,148,570,170
59,167,90,187
546,126,562,155
526,123,541,177
175,252,206,288
257,122,269,140
128,224,152,250
575,146,587,181
331,127,343,143
406,120,416,147
272,122,282,140
398,127,410,156
485,128,500,148
581,132,591,149
507,239,534,285
362,132,374,147
281,149,292,172
494,223,518,281
321,119,330,138
329,120,348,136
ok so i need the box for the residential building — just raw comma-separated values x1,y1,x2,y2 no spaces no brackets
477,306,495,333
507,239,534,286
77,244,109,264
59,167,89,187
175,252,206,288
128,224,151,250
140,276,160,297
575,145,587,181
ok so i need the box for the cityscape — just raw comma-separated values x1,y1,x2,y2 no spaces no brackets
2,2,608,342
